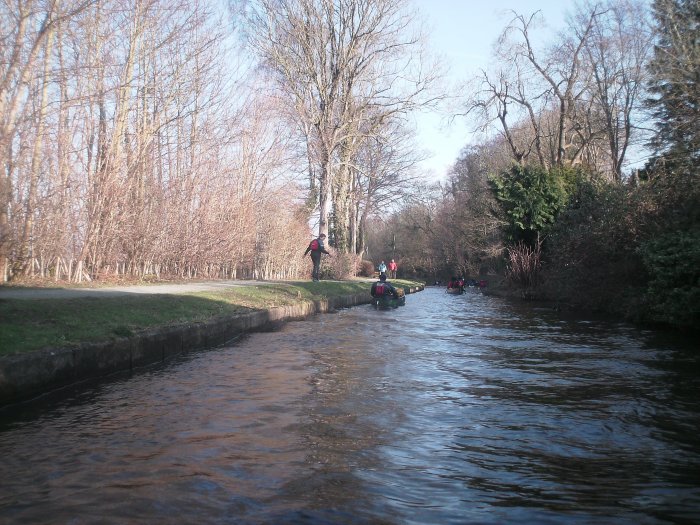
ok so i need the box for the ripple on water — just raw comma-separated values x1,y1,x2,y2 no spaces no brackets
0,287,699,524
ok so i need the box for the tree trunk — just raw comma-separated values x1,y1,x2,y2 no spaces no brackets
318,148,332,237
20,18,57,273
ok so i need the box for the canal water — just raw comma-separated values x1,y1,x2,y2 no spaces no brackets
1,287,699,524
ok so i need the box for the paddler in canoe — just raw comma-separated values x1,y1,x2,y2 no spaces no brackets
370,273,405,308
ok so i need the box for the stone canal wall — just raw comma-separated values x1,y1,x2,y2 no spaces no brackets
0,286,422,407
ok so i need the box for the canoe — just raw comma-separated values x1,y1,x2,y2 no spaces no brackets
373,295,406,308
372,288,406,308
446,287,464,294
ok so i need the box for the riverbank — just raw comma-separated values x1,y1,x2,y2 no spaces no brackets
0,279,425,406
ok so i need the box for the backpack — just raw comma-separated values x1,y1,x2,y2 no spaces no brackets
374,283,385,296
309,239,319,251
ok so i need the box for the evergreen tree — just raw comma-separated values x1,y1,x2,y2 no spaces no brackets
646,0,700,171
638,0,700,330
488,165,575,247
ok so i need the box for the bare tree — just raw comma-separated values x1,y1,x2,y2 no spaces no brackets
18,4,58,273
575,0,653,181
0,0,346,283
468,8,599,169
244,0,442,250
463,2,652,181
352,118,424,254
0,0,94,280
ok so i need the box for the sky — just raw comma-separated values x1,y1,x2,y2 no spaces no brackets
412,0,575,179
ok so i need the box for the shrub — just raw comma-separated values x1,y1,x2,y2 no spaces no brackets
506,241,541,288
639,230,700,329
319,249,361,280
358,260,375,277
542,178,648,313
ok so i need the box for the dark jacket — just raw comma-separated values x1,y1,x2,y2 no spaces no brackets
371,279,397,298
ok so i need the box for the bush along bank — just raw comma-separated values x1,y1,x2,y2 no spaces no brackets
0,280,424,407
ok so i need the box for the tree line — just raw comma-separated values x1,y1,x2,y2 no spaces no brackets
366,0,698,330
1,0,697,330
1,0,444,283
1,0,318,282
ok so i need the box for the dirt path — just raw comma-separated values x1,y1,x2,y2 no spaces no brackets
0,280,264,300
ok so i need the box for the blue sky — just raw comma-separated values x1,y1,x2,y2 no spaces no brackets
413,0,575,179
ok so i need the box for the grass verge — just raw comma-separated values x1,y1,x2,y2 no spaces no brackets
0,279,421,356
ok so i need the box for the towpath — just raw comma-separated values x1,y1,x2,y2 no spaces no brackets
0,280,267,300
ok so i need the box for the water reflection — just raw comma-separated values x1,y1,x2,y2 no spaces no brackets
0,287,698,524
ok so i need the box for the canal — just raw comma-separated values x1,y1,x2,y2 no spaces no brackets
1,287,699,524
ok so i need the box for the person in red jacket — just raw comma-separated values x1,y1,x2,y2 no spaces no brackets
304,233,330,281
388,259,398,279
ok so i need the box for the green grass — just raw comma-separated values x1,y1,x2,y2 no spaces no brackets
0,279,421,356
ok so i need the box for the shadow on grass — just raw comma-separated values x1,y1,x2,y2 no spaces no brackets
0,294,292,407
0,293,261,356
0,279,421,406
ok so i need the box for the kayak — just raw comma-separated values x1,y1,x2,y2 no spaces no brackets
446,287,464,294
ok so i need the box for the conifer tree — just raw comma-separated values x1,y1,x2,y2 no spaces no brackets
646,0,700,171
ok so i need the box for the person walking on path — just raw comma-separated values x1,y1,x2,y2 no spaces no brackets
378,260,387,277
304,233,330,281
388,259,398,279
